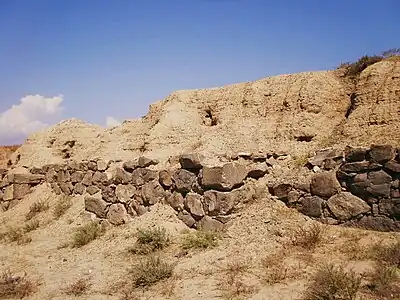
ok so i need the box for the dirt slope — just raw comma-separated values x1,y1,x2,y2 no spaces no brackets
10,58,400,170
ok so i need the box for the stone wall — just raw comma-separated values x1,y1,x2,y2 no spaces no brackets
0,154,270,230
271,145,400,232
2,145,400,232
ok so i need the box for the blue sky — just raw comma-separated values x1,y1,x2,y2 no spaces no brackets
0,0,399,144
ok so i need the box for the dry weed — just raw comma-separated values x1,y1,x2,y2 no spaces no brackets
23,220,40,233
371,239,400,267
130,256,174,288
128,226,170,255
62,277,92,296
302,264,361,300
0,269,40,299
292,223,326,250
0,225,32,245
216,261,256,300
25,200,49,221
366,262,400,298
71,221,105,248
180,230,220,250
53,195,72,219
261,252,291,285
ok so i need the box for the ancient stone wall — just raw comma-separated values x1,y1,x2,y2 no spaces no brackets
271,145,400,231
0,154,270,230
2,145,399,232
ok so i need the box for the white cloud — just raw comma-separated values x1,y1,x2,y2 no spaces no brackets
106,116,121,128
0,94,64,144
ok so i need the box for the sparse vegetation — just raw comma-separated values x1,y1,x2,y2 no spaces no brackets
0,226,32,245
53,196,72,219
63,277,92,296
367,262,400,298
25,200,49,221
180,230,221,250
372,239,400,267
302,264,361,300
130,256,174,288
292,223,326,250
71,221,105,248
261,252,290,285
217,261,256,300
339,48,400,78
23,220,40,233
128,226,170,255
293,152,311,168
0,269,40,299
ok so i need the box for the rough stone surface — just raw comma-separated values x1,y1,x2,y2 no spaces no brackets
84,196,109,218
201,162,248,191
178,210,196,227
299,196,324,217
107,203,130,225
272,183,292,201
179,153,203,170
196,216,224,232
7,173,45,184
96,160,108,171
138,156,158,168
184,193,205,218
173,169,196,193
73,183,85,195
166,192,184,211
203,190,235,215
368,145,395,164
344,147,368,162
115,184,136,203
141,180,165,205
159,170,173,188
70,171,84,183
310,172,341,198
287,190,301,203
86,185,100,195
385,160,400,173
366,184,391,198
368,170,392,185
327,192,370,221
247,162,268,179
82,171,93,186
113,168,131,185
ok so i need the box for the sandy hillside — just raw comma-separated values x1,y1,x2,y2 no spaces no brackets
0,57,399,300
9,58,400,170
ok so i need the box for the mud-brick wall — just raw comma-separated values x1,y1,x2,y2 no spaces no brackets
0,154,269,230
272,145,400,232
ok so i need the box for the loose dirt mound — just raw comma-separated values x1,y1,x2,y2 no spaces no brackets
10,59,400,169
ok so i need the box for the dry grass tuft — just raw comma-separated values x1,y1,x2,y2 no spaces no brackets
0,226,32,245
128,226,170,255
23,220,40,233
217,261,256,300
129,256,174,289
260,252,292,285
372,240,400,268
71,221,105,248
292,223,326,250
302,264,361,300
180,230,221,250
53,196,72,219
366,262,400,298
25,200,49,221
0,269,40,299
62,277,92,296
